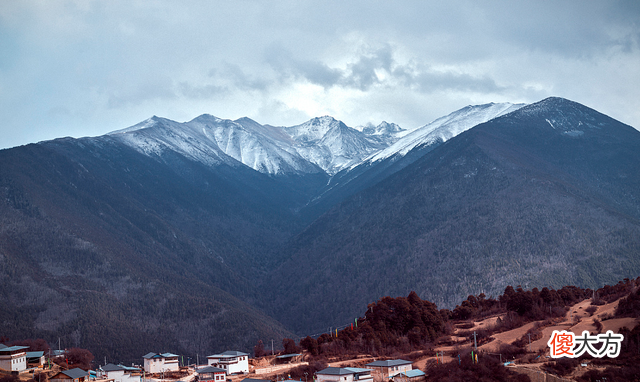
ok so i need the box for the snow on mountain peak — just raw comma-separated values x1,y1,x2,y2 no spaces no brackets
362,121,405,137
364,102,526,164
102,101,528,177
282,116,385,175
507,97,607,133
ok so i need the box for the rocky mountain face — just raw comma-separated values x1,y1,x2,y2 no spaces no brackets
300,103,525,219
1,97,639,362
110,114,402,176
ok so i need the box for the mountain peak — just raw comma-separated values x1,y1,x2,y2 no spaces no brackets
234,116,260,125
312,115,338,122
190,114,224,124
504,97,614,134
362,121,404,136
364,102,525,164
107,115,169,135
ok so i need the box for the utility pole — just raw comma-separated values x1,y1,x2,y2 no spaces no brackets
473,331,477,351
271,339,274,356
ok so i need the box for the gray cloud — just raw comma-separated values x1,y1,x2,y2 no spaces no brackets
264,44,343,88
178,82,227,100
265,43,504,94
220,63,274,92
0,1,639,149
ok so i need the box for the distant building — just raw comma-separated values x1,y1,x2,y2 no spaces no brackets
196,366,227,382
316,367,373,382
0,344,29,372
50,368,89,382
102,363,141,382
26,351,46,368
207,351,248,374
365,360,412,379
392,370,424,382
274,354,303,364
143,353,180,374
51,350,67,359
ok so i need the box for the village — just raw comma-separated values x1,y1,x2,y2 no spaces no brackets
0,280,640,382
2,291,639,382
0,345,427,382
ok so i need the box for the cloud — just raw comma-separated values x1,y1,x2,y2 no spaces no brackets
0,1,639,149
265,42,504,95
264,44,343,88
178,82,227,100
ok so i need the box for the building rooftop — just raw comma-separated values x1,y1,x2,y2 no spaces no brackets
275,354,302,359
61,368,89,379
317,367,371,376
0,345,29,353
366,360,412,367
207,351,248,358
196,366,227,374
143,352,179,359
399,370,424,378
102,364,140,372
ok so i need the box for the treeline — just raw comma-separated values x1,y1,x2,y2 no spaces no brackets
295,291,445,357
288,277,640,359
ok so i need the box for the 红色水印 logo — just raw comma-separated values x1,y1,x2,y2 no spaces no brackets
547,330,623,358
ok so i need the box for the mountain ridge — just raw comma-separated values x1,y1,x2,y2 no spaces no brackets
1,96,638,363
262,97,640,334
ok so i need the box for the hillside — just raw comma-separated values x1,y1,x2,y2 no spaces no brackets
265,97,640,334
1,97,639,364
0,137,302,363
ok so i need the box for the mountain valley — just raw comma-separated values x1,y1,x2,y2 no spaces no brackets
1,97,639,364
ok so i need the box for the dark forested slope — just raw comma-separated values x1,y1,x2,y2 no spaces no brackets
265,98,640,334
0,136,327,363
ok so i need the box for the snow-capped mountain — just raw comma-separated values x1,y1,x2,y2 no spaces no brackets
110,114,392,176
364,102,525,164
107,103,525,178
358,121,407,146
109,115,323,175
282,116,385,174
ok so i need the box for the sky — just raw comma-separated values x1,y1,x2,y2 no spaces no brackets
1,1,639,150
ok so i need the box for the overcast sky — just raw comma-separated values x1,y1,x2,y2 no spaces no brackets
1,1,639,149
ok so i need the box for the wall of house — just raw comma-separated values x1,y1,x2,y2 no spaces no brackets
207,357,248,374
144,358,178,374
107,370,141,382
389,365,411,377
317,374,359,382
199,372,226,382
0,353,27,372
51,377,73,382
227,357,248,374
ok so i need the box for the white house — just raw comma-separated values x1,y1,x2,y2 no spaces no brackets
365,360,413,379
0,344,29,372
102,363,141,382
316,367,374,382
143,353,180,374
206,351,248,374
196,366,227,382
